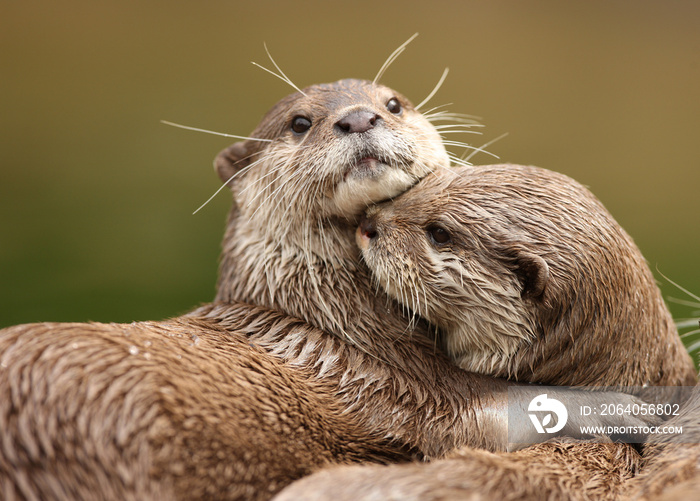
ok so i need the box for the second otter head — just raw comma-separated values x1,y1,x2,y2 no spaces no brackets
357,165,548,377
358,164,695,386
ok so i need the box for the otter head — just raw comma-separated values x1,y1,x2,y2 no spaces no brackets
215,79,449,243
214,79,451,335
358,164,695,386
357,165,549,376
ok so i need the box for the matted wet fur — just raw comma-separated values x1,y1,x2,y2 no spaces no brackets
358,164,695,388
0,313,410,500
624,385,700,500
276,440,642,501
275,164,696,500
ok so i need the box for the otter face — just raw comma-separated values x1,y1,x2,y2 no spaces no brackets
357,166,549,376
358,163,695,387
216,79,449,232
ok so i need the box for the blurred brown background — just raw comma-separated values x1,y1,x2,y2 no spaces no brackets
1,1,698,359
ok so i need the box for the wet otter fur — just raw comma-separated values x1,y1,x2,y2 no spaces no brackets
275,164,696,500
0,312,410,500
624,385,700,500
275,440,643,501
358,164,695,388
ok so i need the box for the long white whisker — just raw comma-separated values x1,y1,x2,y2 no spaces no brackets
425,111,482,124
251,43,307,96
192,158,263,215
685,338,700,353
680,328,700,338
251,62,305,96
442,140,478,148
415,68,449,111
194,181,232,215
464,132,509,162
437,129,482,136
448,155,473,168
657,269,700,303
669,298,700,309
373,33,419,85
420,103,452,117
161,120,271,142
433,124,484,131
441,140,501,162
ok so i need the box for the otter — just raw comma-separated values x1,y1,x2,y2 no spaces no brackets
357,164,695,388
0,80,658,500
274,163,696,500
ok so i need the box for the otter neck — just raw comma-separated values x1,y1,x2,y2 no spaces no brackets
215,208,420,347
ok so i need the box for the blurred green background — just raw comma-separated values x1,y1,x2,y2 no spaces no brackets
2,1,699,360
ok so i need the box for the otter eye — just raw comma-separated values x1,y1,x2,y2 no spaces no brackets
386,98,402,115
291,116,312,134
427,225,451,246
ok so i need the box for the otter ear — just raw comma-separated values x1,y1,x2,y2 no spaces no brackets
215,141,253,186
514,251,549,300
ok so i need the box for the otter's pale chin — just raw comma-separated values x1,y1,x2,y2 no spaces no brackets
343,157,384,181
326,167,417,220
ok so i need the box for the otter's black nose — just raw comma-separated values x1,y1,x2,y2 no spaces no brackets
335,110,380,134
359,216,378,240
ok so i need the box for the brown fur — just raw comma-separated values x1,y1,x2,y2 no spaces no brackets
276,164,696,500
276,441,642,501
0,313,408,500
624,385,700,500
359,164,695,388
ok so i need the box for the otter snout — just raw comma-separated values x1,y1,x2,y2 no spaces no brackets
335,109,380,134
356,216,378,250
